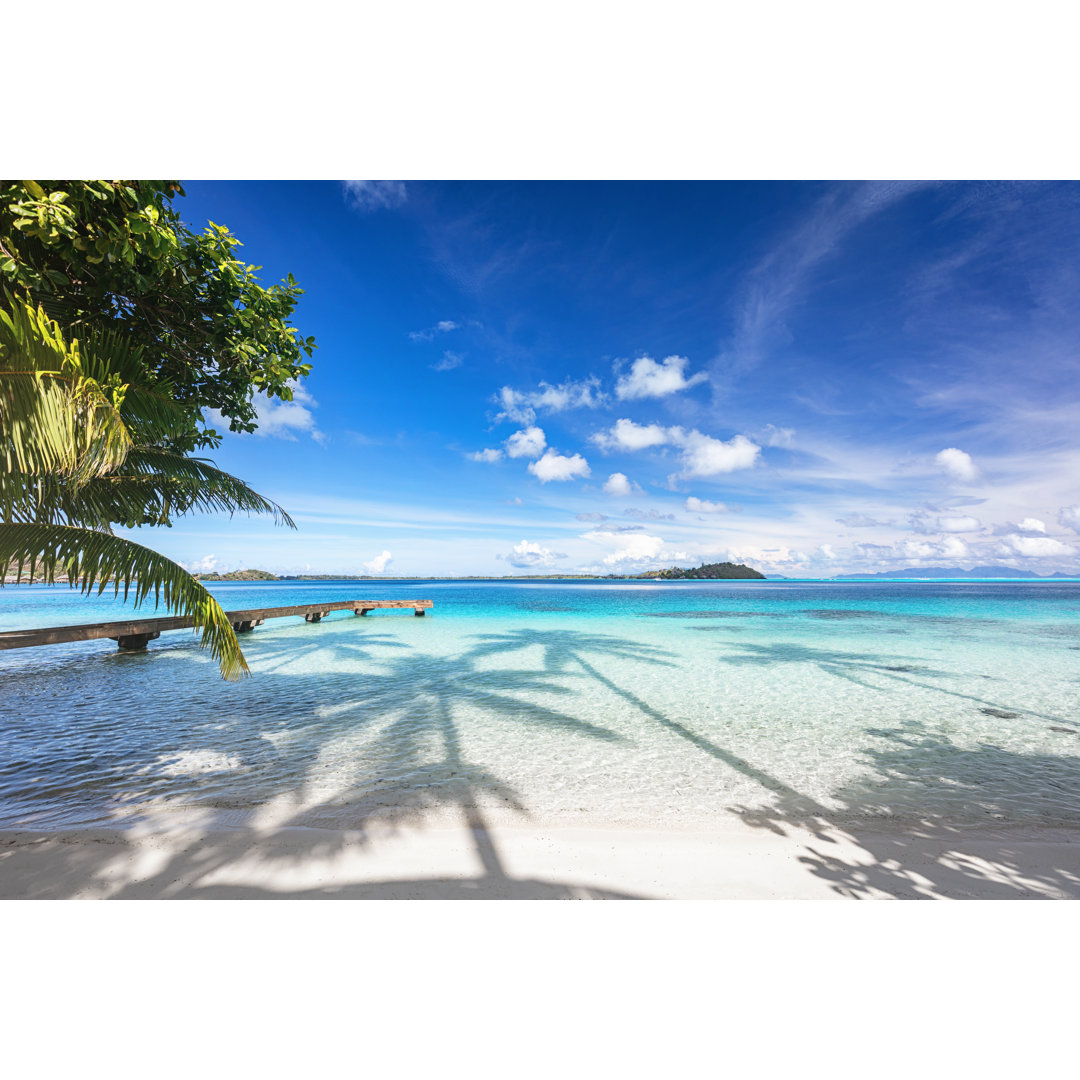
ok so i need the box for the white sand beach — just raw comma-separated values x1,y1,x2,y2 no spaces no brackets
3,813,1079,899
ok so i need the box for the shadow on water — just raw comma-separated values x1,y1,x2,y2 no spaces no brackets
3,619,1080,898
1,621,641,898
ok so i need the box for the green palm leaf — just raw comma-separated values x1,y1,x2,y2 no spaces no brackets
0,523,249,680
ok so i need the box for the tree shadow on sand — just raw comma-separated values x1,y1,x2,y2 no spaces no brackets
5,619,1080,899
729,721,1080,898
1,621,645,898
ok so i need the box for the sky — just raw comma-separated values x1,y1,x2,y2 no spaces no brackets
134,180,1080,578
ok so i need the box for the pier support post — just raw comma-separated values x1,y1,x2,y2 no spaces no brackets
112,632,160,651
305,612,328,623
414,608,426,616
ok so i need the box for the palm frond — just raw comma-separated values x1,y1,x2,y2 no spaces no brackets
0,296,131,483
0,523,249,680
120,450,297,526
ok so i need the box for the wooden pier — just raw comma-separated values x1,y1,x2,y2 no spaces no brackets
0,599,433,652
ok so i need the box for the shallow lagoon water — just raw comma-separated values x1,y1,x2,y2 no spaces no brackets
1,580,1079,832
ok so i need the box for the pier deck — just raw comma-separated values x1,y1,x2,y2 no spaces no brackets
0,599,433,652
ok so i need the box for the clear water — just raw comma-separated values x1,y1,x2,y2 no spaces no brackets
2,580,1079,832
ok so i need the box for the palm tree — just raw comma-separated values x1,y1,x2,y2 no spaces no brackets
0,294,294,679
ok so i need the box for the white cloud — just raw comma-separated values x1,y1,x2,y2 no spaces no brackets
626,507,674,521
602,472,634,496
836,513,892,527
937,516,982,533
503,540,566,568
668,429,761,479
939,536,970,558
431,351,463,372
936,447,979,482
505,426,547,459
225,381,323,443
1057,506,1080,534
467,448,503,463
363,550,393,574
343,180,407,211
685,497,730,514
762,424,795,447
494,378,604,424
818,544,838,560
182,554,218,574
993,517,1048,536
591,418,670,452
615,355,707,400
528,449,591,483
581,530,673,566
1002,534,1075,558
727,545,807,568
410,320,460,343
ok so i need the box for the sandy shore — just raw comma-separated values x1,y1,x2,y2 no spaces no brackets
3,812,1079,899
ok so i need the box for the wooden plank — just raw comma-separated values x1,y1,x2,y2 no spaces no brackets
0,599,433,651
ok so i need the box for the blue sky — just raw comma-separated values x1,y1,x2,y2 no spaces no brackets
134,180,1080,577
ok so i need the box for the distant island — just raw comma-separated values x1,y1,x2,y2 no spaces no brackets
196,569,279,581
837,565,1076,580
196,564,767,581
642,561,765,580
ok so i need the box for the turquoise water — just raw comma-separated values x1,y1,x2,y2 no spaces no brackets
1,580,1079,832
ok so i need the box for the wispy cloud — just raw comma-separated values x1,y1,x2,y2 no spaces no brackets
410,320,460,343
342,180,408,211
431,350,464,371
719,181,933,375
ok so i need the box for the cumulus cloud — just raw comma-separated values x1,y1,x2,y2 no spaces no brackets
363,550,393,574
1057,506,1080,534
936,447,979,482
494,378,604,424
467,448,503,463
1002,534,1075,558
224,382,324,443
993,517,1048,536
581,530,677,567
505,426,547,459
343,180,407,211
602,472,635,496
182,554,219,574
818,544,838,560
528,449,590,483
685,497,731,514
668,430,760,479
502,540,567,568
591,418,670,452
431,351,463,371
614,355,707,400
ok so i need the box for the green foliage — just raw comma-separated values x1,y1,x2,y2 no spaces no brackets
652,561,766,580
0,181,315,451
1,296,296,679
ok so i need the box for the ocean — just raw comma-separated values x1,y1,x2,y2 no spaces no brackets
1,579,1079,833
